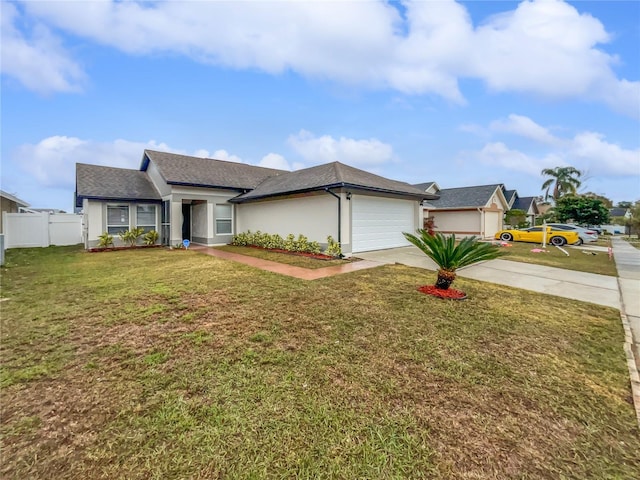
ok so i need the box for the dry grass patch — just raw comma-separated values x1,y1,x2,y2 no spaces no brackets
1,246,638,479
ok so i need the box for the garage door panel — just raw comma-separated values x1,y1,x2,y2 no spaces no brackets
352,196,415,253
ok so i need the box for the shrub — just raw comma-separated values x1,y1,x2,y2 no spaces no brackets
97,232,114,248
308,241,321,254
232,230,326,255
283,234,297,252
143,230,159,245
119,227,145,247
325,236,342,257
295,234,311,252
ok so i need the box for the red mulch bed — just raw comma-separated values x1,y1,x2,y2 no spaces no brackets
244,245,341,261
88,245,162,253
417,285,467,300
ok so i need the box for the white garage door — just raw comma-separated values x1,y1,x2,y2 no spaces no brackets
484,211,503,238
352,196,416,253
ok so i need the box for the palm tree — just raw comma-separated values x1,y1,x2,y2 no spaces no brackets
403,231,506,290
541,166,583,202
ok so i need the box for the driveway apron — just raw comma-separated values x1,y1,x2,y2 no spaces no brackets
357,246,620,309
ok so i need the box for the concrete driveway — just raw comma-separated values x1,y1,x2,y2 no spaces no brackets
356,245,621,309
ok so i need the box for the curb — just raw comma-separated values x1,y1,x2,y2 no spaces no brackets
617,280,640,428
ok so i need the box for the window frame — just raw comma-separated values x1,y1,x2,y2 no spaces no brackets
215,203,233,235
106,204,130,235
136,204,157,233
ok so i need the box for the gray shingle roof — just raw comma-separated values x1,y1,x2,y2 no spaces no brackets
512,196,539,213
610,207,629,217
503,189,517,205
76,163,161,201
143,150,284,190
425,184,503,209
413,182,437,192
231,162,431,202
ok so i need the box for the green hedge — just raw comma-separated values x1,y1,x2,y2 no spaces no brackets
231,231,341,257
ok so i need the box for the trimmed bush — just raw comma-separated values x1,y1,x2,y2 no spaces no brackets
231,230,327,256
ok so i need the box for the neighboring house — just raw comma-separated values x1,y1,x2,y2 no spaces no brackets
609,207,631,219
416,183,509,238
502,188,518,209
510,196,540,226
76,150,436,255
0,190,30,234
31,208,67,214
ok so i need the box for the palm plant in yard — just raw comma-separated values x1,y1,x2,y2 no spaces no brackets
403,230,506,291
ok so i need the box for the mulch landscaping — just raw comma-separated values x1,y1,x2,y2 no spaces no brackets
418,284,467,300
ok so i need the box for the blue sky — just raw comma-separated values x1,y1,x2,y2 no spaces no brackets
1,0,639,211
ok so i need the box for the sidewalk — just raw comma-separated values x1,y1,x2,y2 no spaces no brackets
610,238,640,385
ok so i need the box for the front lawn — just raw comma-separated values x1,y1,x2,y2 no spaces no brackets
215,244,350,269
495,241,618,276
1,246,638,479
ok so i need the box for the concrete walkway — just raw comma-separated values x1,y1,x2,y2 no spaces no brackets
611,238,640,375
190,245,381,280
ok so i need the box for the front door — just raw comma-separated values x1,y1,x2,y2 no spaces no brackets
182,204,191,241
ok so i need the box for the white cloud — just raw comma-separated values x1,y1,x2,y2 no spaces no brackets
211,149,243,164
468,114,640,178
0,2,85,94
570,131,640,176
15,136,175,188
474,142,560,176
287,130,394,166
489,114,561,146
12,137,300,189
258,153,292,171
9,0,638,115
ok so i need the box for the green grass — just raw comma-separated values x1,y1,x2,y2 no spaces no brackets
495,241,618,276
1,246,638,479
215,244,350,269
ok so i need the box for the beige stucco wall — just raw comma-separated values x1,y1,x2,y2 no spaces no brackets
236,193,339,246
85,200,104,247
0,197,20,234
430,210,481,235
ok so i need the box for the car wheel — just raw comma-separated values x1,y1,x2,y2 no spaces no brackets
550,236,566,246
500,233,513,241
575,238,583,245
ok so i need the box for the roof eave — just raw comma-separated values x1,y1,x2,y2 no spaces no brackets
166,181,248,191
230,182,435,204
77,194,162,203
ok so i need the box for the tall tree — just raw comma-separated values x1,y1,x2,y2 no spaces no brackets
541,166,583,202
583,192,613,208
554,195,609,225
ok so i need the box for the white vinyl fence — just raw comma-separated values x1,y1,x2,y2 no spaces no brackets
3,212,82,249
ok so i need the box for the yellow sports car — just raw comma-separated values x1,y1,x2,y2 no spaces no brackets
494,226,580,246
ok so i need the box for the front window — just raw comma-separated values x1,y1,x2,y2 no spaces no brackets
136,204,157,233
107,204,129,235
215,204,232,235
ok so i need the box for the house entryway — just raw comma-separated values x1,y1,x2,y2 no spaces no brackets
182,204,191,241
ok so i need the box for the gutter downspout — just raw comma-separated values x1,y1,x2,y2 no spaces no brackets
325,188,341,246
